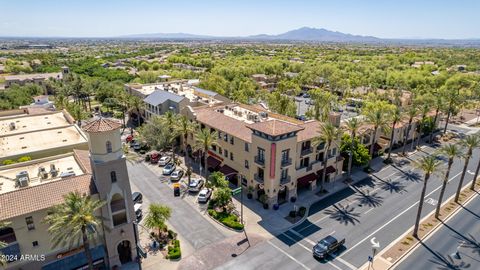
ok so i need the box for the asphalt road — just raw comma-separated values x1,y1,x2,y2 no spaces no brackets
395,193,480,270
217,142,480,270
127,162,227,250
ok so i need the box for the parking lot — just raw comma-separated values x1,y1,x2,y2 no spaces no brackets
294,96,359,120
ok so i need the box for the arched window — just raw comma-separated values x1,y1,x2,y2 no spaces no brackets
106,141,112,153
110,171,117,183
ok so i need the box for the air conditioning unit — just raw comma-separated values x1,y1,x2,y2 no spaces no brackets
38,166,48,179
16,171,30,187
50,164,58,177
9,122,15,130
60,171,76,178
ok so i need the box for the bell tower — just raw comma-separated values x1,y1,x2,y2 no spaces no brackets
83,118,137,268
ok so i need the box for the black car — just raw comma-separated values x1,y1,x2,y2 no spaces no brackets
132,192,143,204
313,235,345,259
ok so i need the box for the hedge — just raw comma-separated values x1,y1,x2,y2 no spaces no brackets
167,240,181,259
208,209,244,230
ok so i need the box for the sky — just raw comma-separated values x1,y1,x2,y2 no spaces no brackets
1,0,479,39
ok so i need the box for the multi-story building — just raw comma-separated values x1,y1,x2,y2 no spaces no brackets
0,117,138,269
185,103,344,207
4,67,69,88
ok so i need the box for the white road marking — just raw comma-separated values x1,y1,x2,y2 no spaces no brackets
332,256,358,270
288,229,316,245
425,197,438,206
327,261,344,270
339,170,463,257
364,208,374,215
267,241,311,270
467,170,475,175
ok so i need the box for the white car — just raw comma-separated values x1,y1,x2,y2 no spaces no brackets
158,156,171,166
197,188,212,203
162,163,176,175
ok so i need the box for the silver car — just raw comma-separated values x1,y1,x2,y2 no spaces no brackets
189,179,204,193
158,156,171,166
162,163,176,175
197,188,212,203
170,170,184,181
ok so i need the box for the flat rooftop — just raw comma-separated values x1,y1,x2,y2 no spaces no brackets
0,154,85,195
0,111,70,136
1,126,87,158
5,72,62,81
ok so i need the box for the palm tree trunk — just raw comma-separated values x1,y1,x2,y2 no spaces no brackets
368,128,378,167
413,173,430,238
386,121,397,161
443,110,451,134
429,108,440,144
321,144,331,192
455,154,471,202
347,132,355,180
470,158,480,190
436,160,452,218
171,145,176,165
204,149,209,185
402,119,413,155
81,227,94,270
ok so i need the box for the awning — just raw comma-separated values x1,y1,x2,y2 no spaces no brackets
297,173,316,188
207,156,222,169
42,245,106,270
317,166,336,176
219,164,238,178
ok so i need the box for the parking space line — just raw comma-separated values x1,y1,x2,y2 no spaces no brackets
333,256,358,270
267,241,311,270
288,229,316,245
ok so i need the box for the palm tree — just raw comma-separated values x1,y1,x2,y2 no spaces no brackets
402,106,418,155
455,135,480,202
471,142,480,191
160,112,180,163
128,95,144,126
364,107,390,167
415,103,430,149
436,144,462,218
429,94,443,144
313,122,342,192
177,115,195,156
194,128,218,184
43,191,105,270
0,221,10,268
144,203,171,238
69,103,86,127
343,117,362,180
413,155,441,238
386,107,402,162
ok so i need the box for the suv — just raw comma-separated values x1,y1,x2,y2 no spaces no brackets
313,235,345,259
150,152,161,164
134,203,142,222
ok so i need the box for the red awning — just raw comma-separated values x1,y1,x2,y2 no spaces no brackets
219,164,238,177
207,156,222,169
297,173,317,188
317,166,336,176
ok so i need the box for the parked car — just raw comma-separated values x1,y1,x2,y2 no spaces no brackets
158,156,171,166
312,235,345,259
197,188,212,203
163,163,176,175
134,203,142,222
133,142,142,151
170,170,184,181
132,192,143,204
126,135,134,143
173,183,181,197
150,152,161,164
189,178,204,193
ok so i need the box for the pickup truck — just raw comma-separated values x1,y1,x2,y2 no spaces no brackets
312,235,345,259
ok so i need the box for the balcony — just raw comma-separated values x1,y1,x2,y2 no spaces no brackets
254,156,265,166
281,158,292,167
254,173,264,183
300,147,313,156
280,175,291,185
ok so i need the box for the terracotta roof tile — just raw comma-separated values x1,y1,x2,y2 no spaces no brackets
248,119,304,136
194,107,252,142
83,118,122,133
0,174,97,220
73,149,92,174
297,121,321,141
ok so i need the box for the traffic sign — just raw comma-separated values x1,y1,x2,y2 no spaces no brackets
368,256,373,262
231,187,242,195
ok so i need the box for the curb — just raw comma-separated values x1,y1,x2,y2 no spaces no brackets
206,211,245,233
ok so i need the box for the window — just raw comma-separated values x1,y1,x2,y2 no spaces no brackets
316,152,324,162
218,131,222,139
106,141,112,153
212,145,217,152
110,171,117,183
281,168,288,180
224,133,228,142
300,157,309,168
281,149,290,162
258,168,264,178
230,136,234,145
224,149,228,157
32,241,39,247
257,147,265,161
244,142,249,152
230,152,234,161
245,160,249,169
25,216,35,230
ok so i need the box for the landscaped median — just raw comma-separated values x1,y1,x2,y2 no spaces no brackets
207,199,244,231
365,180,480,270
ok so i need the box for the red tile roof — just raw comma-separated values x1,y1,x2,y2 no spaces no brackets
248,119,304,136
194,107,253,142
83,118,122,133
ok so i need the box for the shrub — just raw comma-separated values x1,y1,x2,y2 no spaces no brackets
2,159,16,165
289,210,296,218
208,210,244,230
113,111,123,119
168,229,177,240
167,240,181,259
17,156,31,162
298,206,307,217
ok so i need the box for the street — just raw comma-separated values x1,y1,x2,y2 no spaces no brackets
395,192,480,270
216,144,480,270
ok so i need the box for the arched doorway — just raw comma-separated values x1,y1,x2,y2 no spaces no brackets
277,186,288,205
117,240,132,264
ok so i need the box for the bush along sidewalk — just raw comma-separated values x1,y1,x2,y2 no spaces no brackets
207,200,244,231
166,239,181,260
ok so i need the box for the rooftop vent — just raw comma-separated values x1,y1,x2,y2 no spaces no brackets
38,166,48,179
50,164,58,177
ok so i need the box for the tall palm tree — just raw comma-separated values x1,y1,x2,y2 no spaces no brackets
455,135,480,202
364,107,390,167
386,107,402,162
313,122,342,192
177,115,195,155
428,94,443,144
43,191,105,270
415,103,430,149
402,106,418,155
413,155,441,238
343,117,362,180
128,95,145,126
436,144,462,218
69,103,86,127
194,128,218,184
161,112,180,163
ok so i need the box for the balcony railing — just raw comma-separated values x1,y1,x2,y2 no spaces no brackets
280,176,291,185
254,156,265,166
301,147,313,156
254,173,264,183
281,158,292,167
